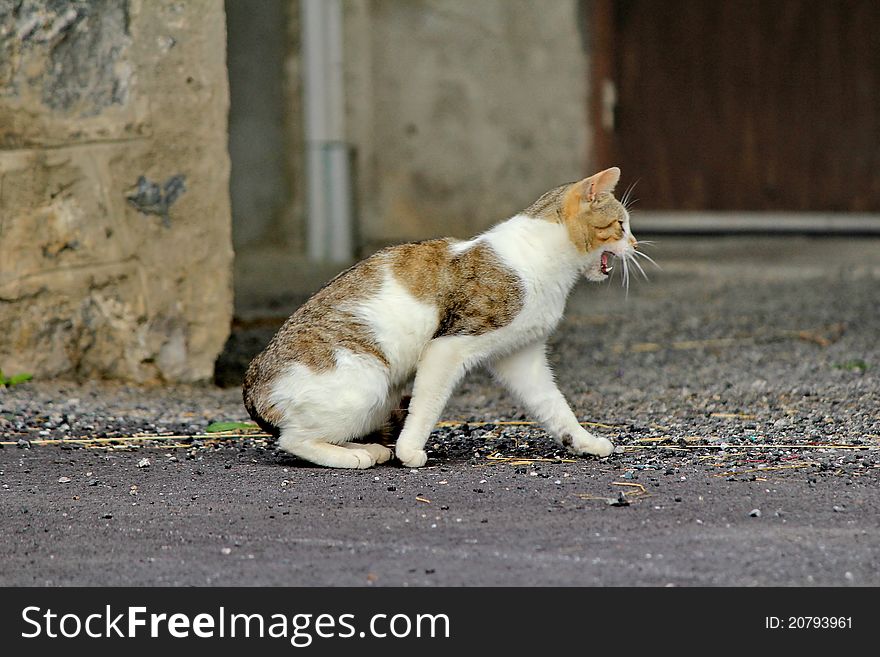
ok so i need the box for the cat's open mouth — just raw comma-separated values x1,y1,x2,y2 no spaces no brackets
600,251,613,276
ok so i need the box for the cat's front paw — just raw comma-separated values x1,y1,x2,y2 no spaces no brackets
563,432,614,458
396,445,428,468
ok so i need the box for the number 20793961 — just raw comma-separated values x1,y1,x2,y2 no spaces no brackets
765,617,852,630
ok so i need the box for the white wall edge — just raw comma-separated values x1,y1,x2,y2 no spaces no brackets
632,212,880,235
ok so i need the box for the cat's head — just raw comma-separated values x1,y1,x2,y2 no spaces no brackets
527,167,639,282
565,167,637,282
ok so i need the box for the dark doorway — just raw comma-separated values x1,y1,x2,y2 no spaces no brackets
591,0,880,211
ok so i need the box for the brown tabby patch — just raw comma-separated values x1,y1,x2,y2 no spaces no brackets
523,183,571,222
390,241,525,338
389,239,455,301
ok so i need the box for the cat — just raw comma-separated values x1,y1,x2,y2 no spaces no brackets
243,167,641,469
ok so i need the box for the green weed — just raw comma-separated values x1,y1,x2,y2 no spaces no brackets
0,370,33,387
834,359,869,372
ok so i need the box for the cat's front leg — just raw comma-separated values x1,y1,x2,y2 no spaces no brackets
396,337,470,467
489,342,614,457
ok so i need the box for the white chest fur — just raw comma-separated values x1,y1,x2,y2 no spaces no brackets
479,215,581,341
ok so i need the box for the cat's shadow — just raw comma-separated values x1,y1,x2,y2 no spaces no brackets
267,447,474,470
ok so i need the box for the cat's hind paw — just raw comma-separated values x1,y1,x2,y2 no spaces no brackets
357,442,393,464
341,448,378,469
396,445,428,468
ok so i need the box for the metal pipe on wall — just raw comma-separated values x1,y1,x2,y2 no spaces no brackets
301,0,353,263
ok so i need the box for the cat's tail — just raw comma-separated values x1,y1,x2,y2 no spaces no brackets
243,398,281,438
242,364,282,438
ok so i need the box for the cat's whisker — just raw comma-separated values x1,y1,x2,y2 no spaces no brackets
621,179,640,212
632,250,661,269
620,181,637,208
629,254,649,280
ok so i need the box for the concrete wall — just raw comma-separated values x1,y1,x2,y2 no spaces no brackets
226,0,303,252
0,0,233,382
226,0,306,309
346,0,591,250
231,0,591,305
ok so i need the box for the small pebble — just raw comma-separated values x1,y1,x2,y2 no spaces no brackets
137,458,151,468
58,477,71,483
749,509,762,517
607,492,630,507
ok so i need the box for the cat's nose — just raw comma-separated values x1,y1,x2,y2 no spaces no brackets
629,236,638,247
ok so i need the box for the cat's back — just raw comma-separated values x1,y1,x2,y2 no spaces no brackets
244,235,524,378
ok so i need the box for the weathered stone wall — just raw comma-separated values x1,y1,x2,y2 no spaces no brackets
345,0,590,250
0,0,233,382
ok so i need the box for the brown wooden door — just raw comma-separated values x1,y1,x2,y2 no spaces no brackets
592,0,880,211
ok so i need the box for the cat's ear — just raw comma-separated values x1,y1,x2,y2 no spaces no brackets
579,167,621,202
